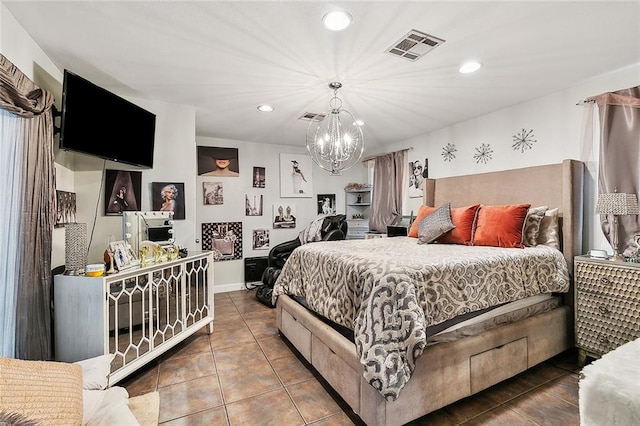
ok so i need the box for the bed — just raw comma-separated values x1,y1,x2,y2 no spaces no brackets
273,159,584,426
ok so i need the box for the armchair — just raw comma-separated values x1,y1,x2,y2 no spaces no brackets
256,214,347,307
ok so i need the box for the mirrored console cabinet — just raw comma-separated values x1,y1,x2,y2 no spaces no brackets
54,251,214,385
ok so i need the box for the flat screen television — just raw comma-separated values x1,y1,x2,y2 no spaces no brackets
59,69,156,168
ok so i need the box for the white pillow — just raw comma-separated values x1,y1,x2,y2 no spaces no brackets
74,353,115,390
84,387,140,426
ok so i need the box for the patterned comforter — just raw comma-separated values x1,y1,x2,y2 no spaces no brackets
272,237,569,401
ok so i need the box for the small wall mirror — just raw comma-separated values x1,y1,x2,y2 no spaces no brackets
123,211,175,258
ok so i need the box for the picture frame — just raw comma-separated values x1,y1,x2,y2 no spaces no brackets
253,166,265,188
203,182,224,205
279,153,312,198
197,146,240,177
245,194,264,216
152,182,185,220
252,229,270,250
408,158,427,198
55,190,77,228
105,170,142,215
201,222,243,261
109,240,138,271
273,203,296,229
317,193,336,215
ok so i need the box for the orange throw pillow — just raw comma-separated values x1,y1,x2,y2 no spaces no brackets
408,205,436,238
437,204,480,245
473,203,531,248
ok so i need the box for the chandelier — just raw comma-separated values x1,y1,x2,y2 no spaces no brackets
306,82,364,175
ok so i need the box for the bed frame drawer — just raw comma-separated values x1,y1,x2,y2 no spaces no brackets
280,309,312,362
470,337,527,394
312,335,360,411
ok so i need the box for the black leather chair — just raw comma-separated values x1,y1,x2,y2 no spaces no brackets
256,214,347,307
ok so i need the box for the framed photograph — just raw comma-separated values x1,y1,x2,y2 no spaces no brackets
273,203,296,229
105,170,142,215
408,158,427,198
203,182,223,205
279,153,312,198
55,190,77,227
201,222,243,261
253,166,265,188
317,193,336,215
245,194,264,216
197,146,239,177
152,182,185,220
252,229,270,250
109,240,138,271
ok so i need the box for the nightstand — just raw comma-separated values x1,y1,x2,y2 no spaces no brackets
574,256,640,366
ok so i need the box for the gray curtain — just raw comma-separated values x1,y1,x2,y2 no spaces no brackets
591,86,640,257
370,150,407,232
0,54,56,360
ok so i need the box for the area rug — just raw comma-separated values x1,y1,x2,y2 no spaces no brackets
129,391,159,426
579,338,640,425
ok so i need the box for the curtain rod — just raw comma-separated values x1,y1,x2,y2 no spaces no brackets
362,147,413,163
576,99,595,106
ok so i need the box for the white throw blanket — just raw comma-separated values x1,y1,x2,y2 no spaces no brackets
579,338,640,426
298,214,328,244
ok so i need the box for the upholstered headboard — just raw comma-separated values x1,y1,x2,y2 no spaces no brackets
423,159,585,278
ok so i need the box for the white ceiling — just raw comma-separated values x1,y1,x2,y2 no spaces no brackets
4,1,640,152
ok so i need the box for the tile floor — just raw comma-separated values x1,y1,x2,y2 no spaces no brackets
120,289,582,425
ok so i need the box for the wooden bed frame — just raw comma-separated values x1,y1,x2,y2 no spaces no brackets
276,159,584,426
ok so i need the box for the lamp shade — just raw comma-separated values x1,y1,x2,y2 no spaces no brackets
595,192,640,215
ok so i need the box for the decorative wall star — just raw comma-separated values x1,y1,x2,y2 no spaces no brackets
512,128,537,153
473,143,493,164
441,143,457,162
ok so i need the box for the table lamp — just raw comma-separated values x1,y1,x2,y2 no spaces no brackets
595,190,640,261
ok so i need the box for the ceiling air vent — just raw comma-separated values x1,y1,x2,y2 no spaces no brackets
299,112,326,122
386,29,445,61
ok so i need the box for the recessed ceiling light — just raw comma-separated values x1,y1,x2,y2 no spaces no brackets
354,120,365,126
322,10,352,31
257,104,274,112
459,61,483,74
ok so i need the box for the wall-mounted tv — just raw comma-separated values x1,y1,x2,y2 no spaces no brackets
59,69,156,168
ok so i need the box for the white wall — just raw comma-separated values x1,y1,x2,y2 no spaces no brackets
3,2,637,286
374,64,640,254
195,136,366,292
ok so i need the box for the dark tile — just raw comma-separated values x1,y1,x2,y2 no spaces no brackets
271,354,315,385
518,363,567,388
463,404,536,425
481,374,538,405
505,385,580,425
161,334,212,360
258,335,294,361
244,313,279,339
225,388,303,425
209,324,256,350
158,351,217,387
442,392,499,423
159,376,224,423
218,358,282,403
160,406,229,425
537,373,580,407
308,412,359,425
288,378,343,423
405,409,457,425
214,342,267,373
121,361,159,397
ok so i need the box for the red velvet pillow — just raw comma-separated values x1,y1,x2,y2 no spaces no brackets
408,205,436,238
472,203,532,248
437,204,480,245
